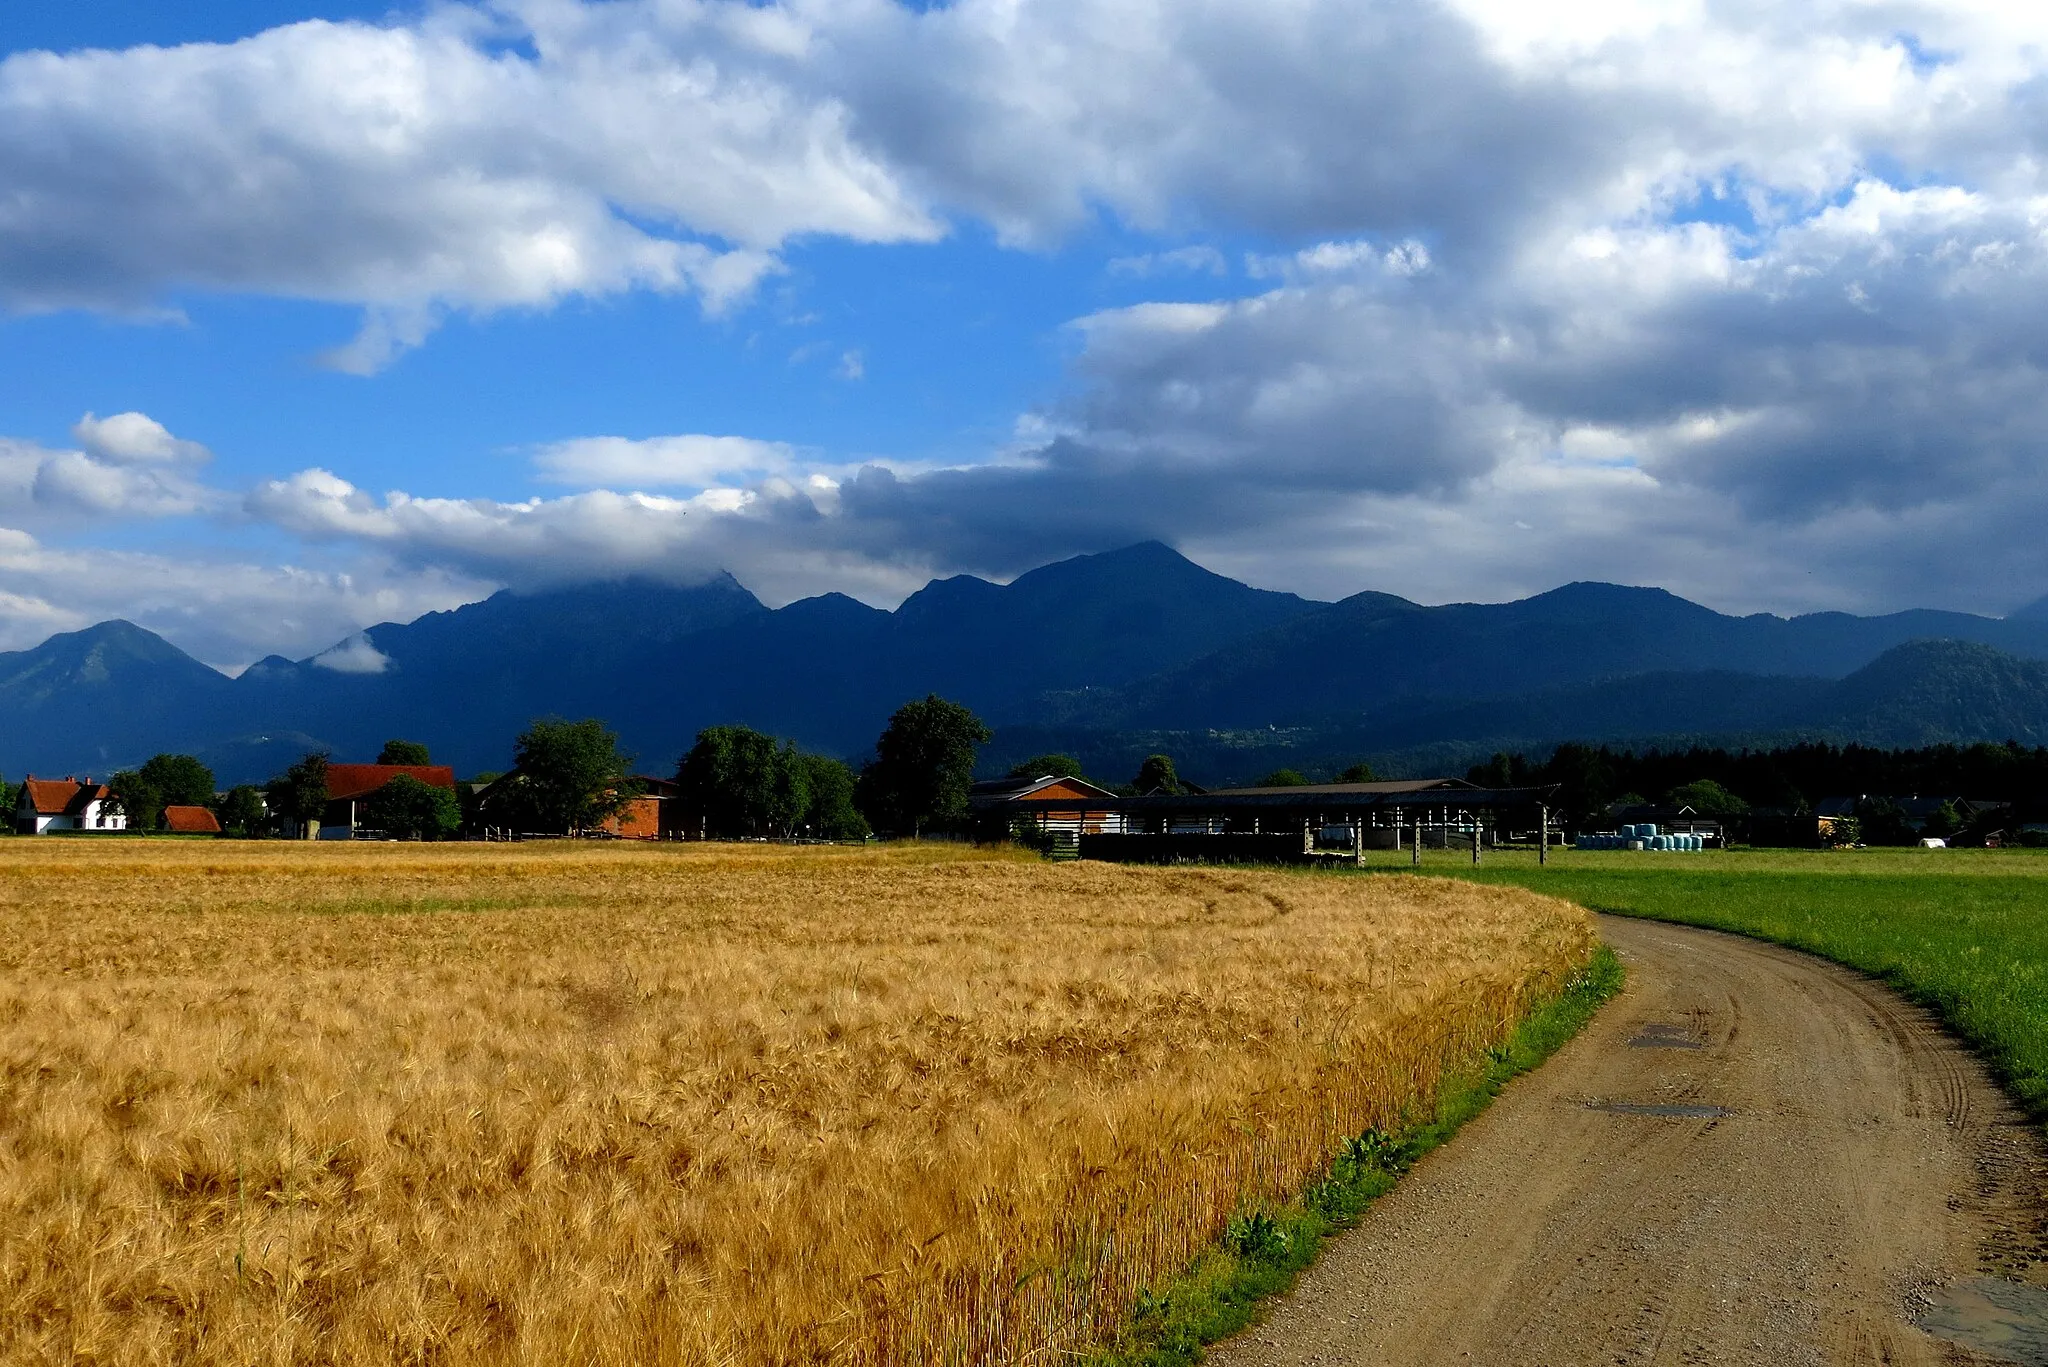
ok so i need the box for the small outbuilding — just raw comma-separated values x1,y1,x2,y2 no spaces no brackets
969,774,1128,844
162,805,223,835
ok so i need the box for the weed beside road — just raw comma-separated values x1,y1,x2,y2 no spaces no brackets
1408,847,2048,1121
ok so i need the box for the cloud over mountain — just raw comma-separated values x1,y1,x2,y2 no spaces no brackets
2,0,2048,646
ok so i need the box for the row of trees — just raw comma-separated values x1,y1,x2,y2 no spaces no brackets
1466,740,2048,838
677,695,991,839
53,696,1003,842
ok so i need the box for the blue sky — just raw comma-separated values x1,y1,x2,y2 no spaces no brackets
3,0,2048,667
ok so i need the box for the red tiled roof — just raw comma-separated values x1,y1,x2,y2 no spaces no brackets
162,805,222,834
324,764,458,802
20,776,109,816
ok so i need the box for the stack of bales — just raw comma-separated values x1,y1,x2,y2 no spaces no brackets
1573,823,1705,852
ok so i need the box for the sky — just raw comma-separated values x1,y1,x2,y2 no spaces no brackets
3,0,2048,669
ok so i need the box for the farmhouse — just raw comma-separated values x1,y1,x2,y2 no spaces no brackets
13,776,125,834
319,763,459,840
162,805,223,834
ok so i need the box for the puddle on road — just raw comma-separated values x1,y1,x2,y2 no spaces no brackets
1628,1022,1704,1050
1583,1100,1731,1119
1917,1278,2048,1365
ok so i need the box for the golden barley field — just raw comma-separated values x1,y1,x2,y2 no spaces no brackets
0,839,1593,1366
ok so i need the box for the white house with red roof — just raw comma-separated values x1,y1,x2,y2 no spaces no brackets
14,776,126,834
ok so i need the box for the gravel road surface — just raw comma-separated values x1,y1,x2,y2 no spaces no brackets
1207,914,2048,1366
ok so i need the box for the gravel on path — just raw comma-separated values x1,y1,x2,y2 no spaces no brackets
1205,915,2048,1366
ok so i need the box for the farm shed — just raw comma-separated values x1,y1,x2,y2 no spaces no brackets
968,774,1128,847
975,777,1559,863
162,805,223,834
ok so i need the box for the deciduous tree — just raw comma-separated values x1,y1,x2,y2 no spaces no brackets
1665,779,1750,818
857,695,989,836
376,739,433,766
1008,754,1086,781
265,752,330,838
111,753,215,831
363,774,461,840
1132,754,1182,796
798,753,870,840
513,718,634,834
211,785,269,837
678,726,808,838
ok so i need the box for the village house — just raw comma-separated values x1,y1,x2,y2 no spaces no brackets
14,776,126,834
317,763,459,839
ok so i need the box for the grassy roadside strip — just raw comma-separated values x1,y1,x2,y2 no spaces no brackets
1438,853,2048,1123
1088,944,1625,1367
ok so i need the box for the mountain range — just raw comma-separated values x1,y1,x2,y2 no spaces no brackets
6,541,2048,786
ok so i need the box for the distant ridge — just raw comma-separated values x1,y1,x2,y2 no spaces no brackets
2011,594,2048,623
3,546,2048,784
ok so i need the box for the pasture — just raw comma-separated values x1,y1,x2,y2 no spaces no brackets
0,841,1593,1365
1413,846,2048,1119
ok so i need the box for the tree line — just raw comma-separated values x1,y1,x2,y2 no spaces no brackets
1466,739,2048,835
13,694,1008,840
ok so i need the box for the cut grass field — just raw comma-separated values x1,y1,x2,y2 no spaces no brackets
1393,846,2048,1119
0,841,1594,1366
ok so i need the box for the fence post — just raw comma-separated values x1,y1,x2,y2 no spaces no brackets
1539,804,1549,866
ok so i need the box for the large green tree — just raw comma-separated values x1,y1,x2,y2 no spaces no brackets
797,753,870,840
363,774,462,840
1007,753,1087,782
857,695,990,836
111,753,216,831
676,726,811,838
512,718,635,834
1666,779,1750,818
376,739,433,766
1132,754,1182,795
211,785,269,838
264,752,330,837
1256,768,1310,787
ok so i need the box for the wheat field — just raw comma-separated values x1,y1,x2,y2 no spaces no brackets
0,840,1593,1365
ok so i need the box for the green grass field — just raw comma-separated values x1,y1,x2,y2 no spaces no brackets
1382,846,2048,1119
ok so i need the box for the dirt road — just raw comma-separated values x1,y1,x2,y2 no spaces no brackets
1208,915,2048,1366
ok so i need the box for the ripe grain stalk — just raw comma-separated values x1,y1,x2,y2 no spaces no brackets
0,841,1596,1365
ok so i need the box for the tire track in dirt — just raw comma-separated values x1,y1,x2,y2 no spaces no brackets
1207,915,2048,1366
